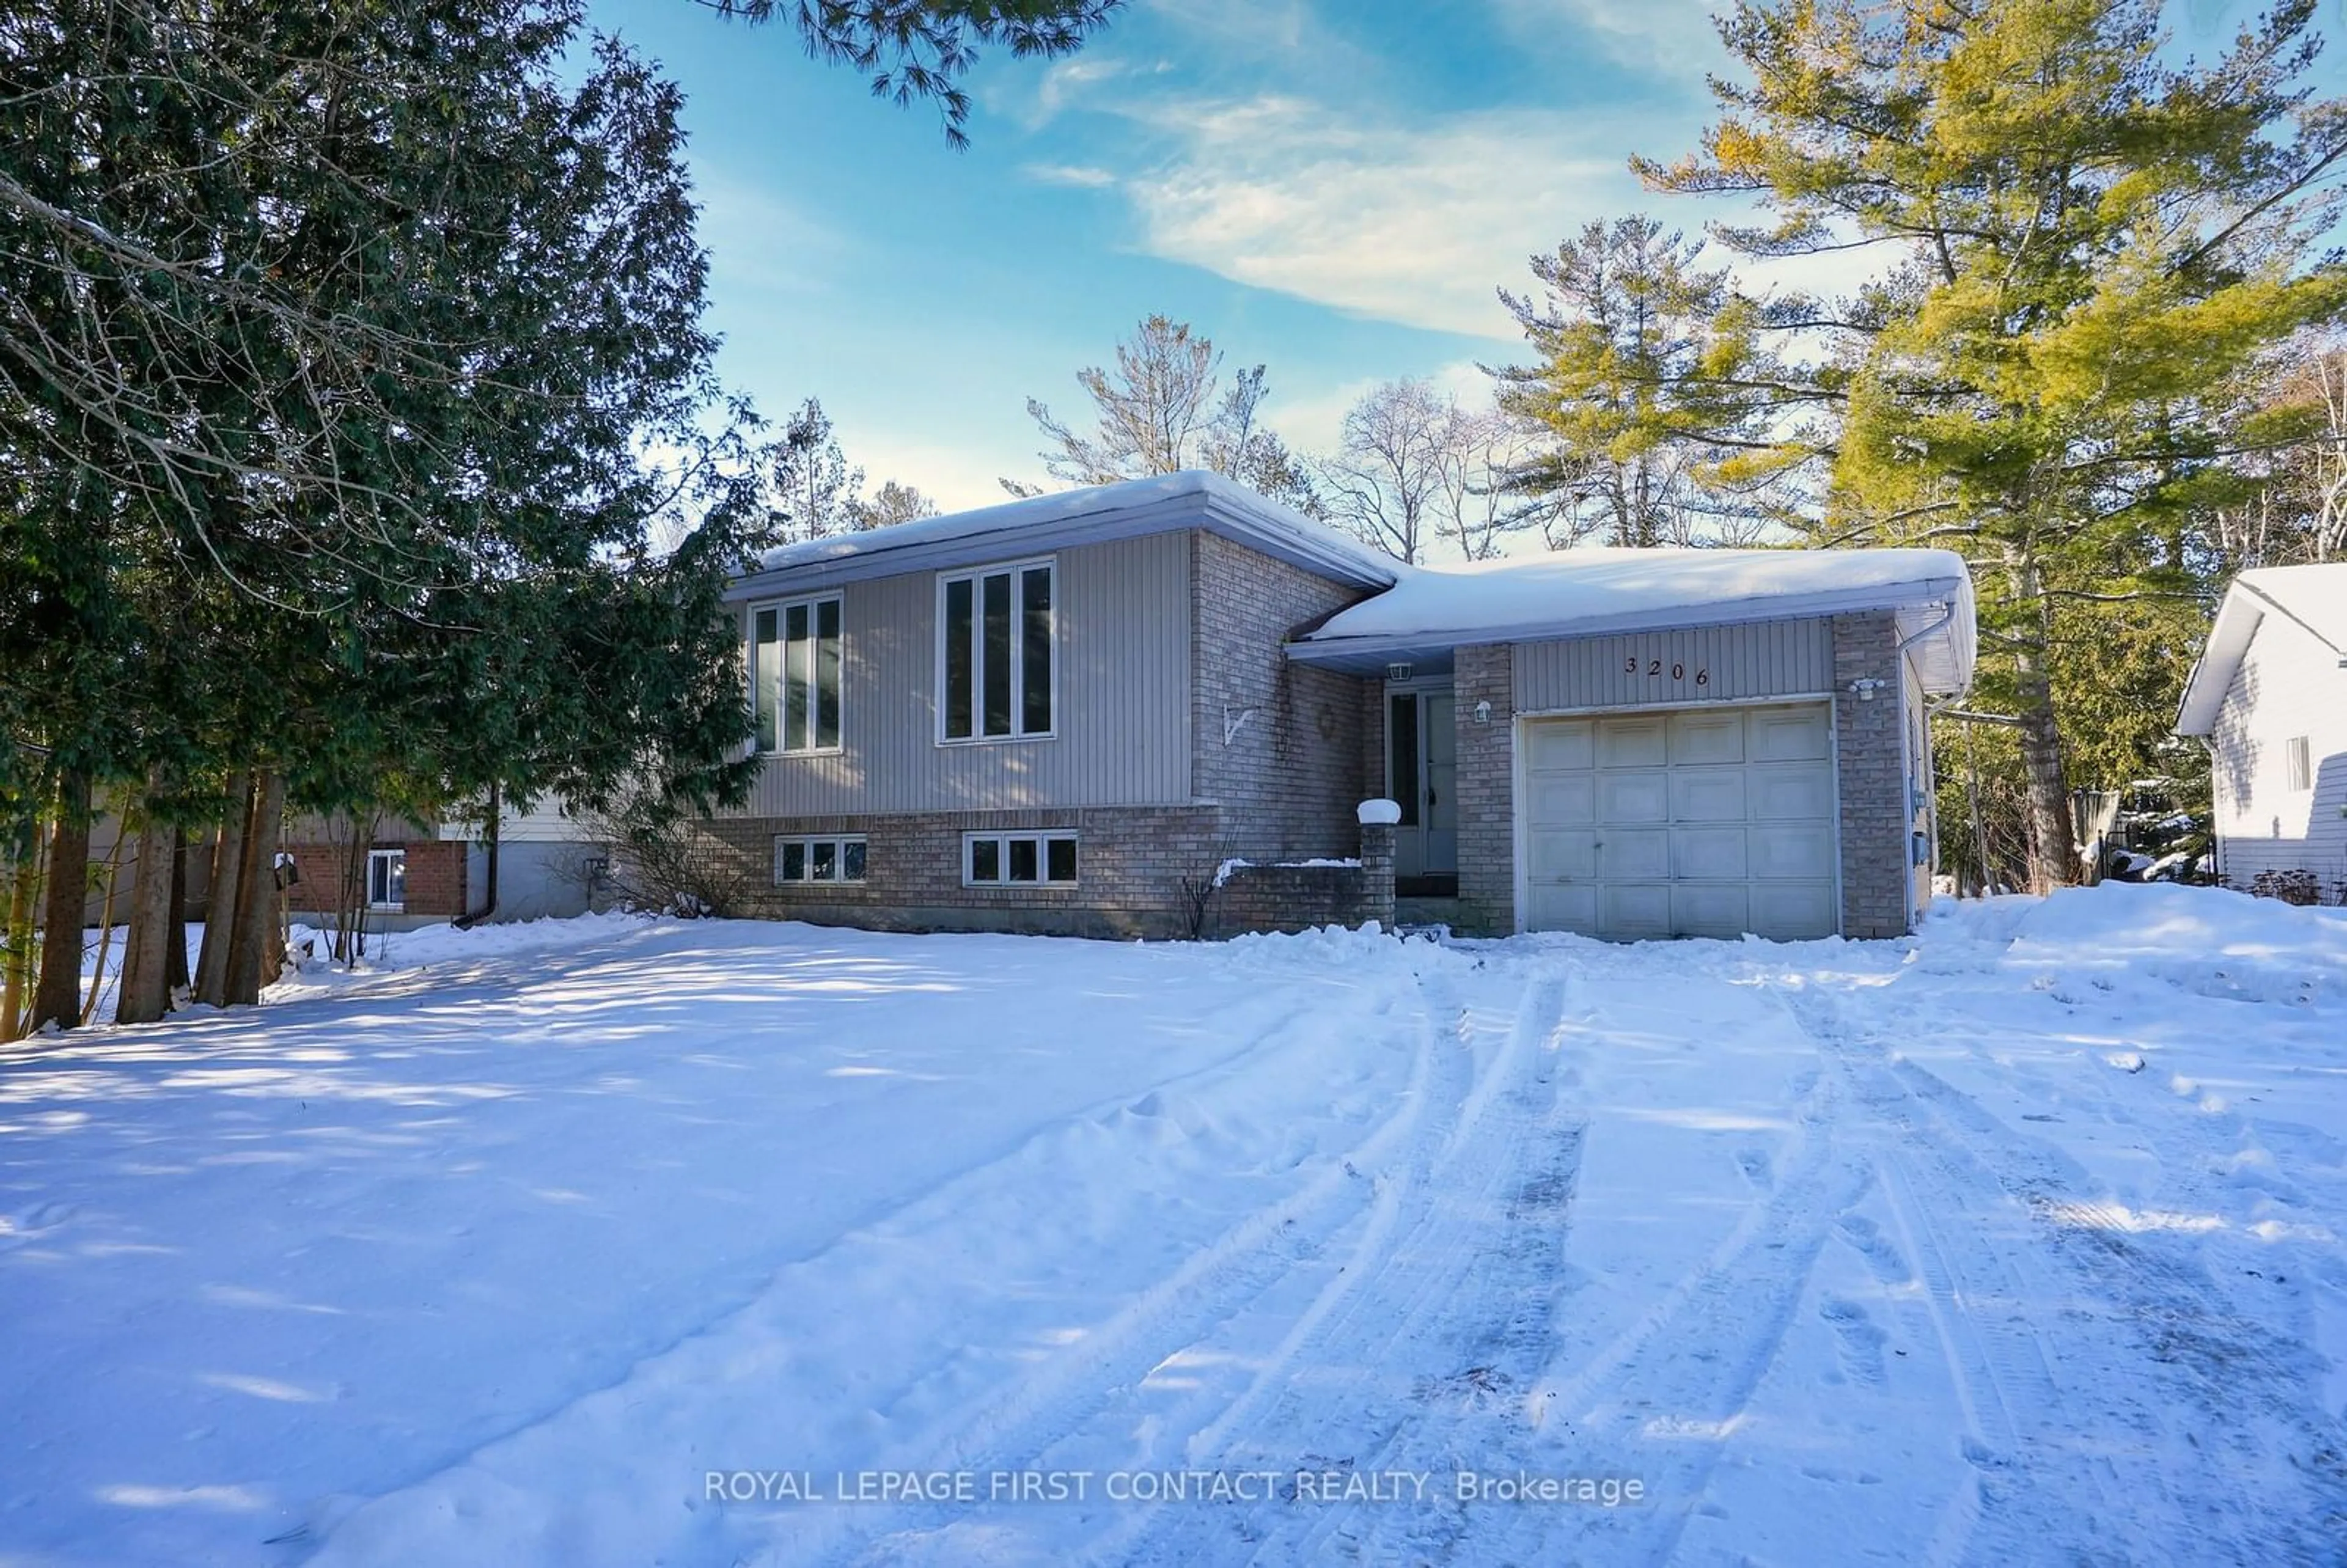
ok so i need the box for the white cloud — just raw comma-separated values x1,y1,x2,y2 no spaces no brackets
1025,163,1120,188
1109,94,1677,339
1491,0,1730,81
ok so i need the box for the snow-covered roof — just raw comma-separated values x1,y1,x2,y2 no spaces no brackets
1290,546,1977,692
2175,562,2347,735
727,470,1398,599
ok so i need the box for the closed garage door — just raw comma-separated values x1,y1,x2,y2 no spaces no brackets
1521,702,1837,940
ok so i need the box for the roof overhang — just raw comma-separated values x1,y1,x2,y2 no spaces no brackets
2178,566,2347,735
725,474,1397,603
1289,575,1976,694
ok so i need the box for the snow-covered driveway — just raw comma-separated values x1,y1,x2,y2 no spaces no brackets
3,889,2344,1566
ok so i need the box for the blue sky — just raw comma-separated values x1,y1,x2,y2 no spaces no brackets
586,0,2335,512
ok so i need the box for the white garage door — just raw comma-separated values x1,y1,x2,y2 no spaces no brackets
1521,702,1838,940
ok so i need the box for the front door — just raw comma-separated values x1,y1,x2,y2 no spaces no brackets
1388,687,1458,884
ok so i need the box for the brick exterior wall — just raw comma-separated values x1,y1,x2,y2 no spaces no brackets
280,838,468,918
1832,611,1914,939
1191,531,1379,862
689,806,1220,939
1453,643,1516,936
1208,822,1395,937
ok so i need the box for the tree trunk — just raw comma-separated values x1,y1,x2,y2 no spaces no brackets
224,769,285,1007
30,772,91,1034
164,827,190,994
2005,546,2076,892
0,825,40,1042
114,808,175,1025
195,771,252,1006
81,837,126,1027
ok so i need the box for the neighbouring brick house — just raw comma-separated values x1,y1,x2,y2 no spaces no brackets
706,471,1976,942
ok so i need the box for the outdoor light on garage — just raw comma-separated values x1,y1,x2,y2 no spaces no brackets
1848,677,1887,702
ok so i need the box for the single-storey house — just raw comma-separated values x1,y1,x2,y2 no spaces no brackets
2175,562,2347,901
277,800,608,931
703,471,1976,942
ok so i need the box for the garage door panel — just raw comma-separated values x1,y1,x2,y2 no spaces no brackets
1599,829,1669,881
1751,824,1834,880
1596,717,1667,768
1519,702,1837,942
1527,882,1596,932
1598,771,1669,824
1672,883,1749,939
1528,774,1595,826
1749,706,1831,762
1601,883,1671,939
1672,825,1749,880
1671,768,1747,822
1670,709,1745,765
1749,762,1834,820
1749,881,1836,939
1529,827,1597,881
1526,719,1595,772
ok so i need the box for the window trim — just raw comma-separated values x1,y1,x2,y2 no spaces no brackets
2285,733,2313,793
961,830,1078,888
365,847,407,912
772,834,867,885
935,557,1057,746
747,592,846,757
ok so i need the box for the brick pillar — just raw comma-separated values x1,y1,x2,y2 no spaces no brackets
1832,611,1912,938
1453,644,1515,936
1358,821,1395,930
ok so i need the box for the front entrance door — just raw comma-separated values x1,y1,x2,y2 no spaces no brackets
1388,687,1457,886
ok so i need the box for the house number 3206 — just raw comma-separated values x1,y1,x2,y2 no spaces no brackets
1625,657,1709,685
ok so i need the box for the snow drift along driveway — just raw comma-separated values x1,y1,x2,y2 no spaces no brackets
2,886,2343,1566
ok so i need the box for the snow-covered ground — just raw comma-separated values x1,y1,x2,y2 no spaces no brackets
4,888,2345,1566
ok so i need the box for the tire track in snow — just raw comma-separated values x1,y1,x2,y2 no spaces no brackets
301,973,1430,1568
764,963,1472,1567
1076,964,1584,1568
1790,976,2347,1565
1505,1035,1868,1567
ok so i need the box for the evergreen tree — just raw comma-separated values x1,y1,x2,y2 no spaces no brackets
1640,0,2347,888
1496,216,1812,548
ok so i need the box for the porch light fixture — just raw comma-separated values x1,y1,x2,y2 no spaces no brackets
1474,700,1491,725
1386,661,1414,682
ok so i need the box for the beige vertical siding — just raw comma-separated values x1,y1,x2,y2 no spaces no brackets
738,530,1192,815
1511,617,1834,713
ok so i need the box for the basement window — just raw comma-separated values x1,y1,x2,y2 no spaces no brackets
963,831,1076,887
366,848,406,912
774,835,867,884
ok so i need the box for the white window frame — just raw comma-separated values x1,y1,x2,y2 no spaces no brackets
773,834,867,885
2285,734,2312,792
748,593,845,757
935,557,1057,745
366,848,407,912
962,830,1078,888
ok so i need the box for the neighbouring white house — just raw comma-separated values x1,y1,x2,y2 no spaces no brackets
2176,562,2347,901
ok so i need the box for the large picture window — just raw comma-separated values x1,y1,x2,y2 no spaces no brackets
752,595,842,754
939,560,1053,742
